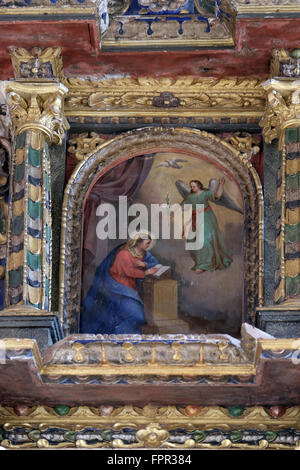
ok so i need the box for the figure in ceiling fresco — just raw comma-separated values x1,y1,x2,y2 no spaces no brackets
176,177,242,273
80,232,160,335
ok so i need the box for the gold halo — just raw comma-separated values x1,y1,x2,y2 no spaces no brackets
128,230,156,250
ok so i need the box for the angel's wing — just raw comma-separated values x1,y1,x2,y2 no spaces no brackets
208,178,243,215
175,180,190,199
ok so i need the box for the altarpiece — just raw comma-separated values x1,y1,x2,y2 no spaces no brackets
0,0,299,451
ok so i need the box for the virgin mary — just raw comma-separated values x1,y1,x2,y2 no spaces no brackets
80,233,159,334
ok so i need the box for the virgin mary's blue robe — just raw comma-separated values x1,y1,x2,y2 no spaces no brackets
80,244,158,334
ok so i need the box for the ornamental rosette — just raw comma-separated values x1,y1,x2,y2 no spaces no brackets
136,424,169,447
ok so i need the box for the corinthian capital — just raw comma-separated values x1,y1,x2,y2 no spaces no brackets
5,81,69,145
259,78,300,148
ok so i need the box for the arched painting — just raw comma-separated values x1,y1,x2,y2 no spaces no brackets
80,151,245,337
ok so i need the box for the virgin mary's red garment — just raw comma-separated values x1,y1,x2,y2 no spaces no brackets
109,249,146,291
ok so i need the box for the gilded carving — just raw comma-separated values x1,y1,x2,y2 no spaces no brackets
136,424,169,447
10,47,64,81
233,0,300,13
2,330,299,387
0,0,99,6
43,333,252,369
64,77,266,119
227,132,260,160
59,128,263,335
0,96,9,289
0,404,299,449
259,79,300,147
101,0,235,48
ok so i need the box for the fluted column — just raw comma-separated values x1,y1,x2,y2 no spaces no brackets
5,81,69,311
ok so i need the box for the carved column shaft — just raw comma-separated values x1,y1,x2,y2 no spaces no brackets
5,81,68,311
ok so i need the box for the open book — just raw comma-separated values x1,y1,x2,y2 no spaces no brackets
153,264,171,278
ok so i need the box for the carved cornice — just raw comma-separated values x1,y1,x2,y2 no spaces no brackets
259,78,300,147
68,132,107,160
63,76,266,119
5,81,69,145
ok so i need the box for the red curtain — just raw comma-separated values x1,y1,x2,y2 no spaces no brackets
82,155,154,272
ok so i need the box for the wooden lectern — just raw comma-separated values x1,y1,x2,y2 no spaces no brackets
142,273,189,334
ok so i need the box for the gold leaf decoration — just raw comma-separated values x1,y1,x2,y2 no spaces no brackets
136,424,169,448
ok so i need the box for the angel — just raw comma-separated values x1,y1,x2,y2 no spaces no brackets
175,178,243,274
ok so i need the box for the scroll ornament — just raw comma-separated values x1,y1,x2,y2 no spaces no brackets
6,84,69,145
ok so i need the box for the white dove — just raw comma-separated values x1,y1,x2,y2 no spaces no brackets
157,158,187,169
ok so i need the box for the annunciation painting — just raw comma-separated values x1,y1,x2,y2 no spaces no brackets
80,151,244,337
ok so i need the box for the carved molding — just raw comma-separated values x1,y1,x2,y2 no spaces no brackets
0,0,299,57
0,404,299,449
5,81,69,145
226,132,260,160
64,76,266,119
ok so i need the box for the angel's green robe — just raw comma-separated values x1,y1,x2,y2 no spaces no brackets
182,190,232,271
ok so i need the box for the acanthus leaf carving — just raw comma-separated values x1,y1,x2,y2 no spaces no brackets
5,82,69,145
68,132,107,161
259,80,300,146
63,76,266,117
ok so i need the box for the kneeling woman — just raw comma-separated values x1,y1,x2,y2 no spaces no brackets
81,234,158,334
